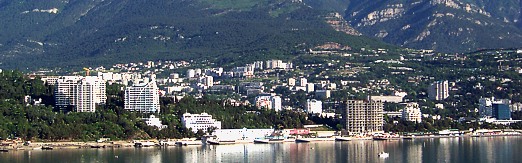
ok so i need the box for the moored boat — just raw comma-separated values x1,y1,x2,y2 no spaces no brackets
41,146,54,150
176,138,203,146
373,134,401,140
254,138,285,144
207,139,236,145
90,145,106,148
335,136,352,141
296,137,335,142
254,136,286,144
134,141,156,147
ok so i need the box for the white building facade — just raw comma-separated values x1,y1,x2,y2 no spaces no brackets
428,80,449,101
255,95,282,112
143,115,167,129
181,113,222,133
124,78,160,113
211,128,273,141
402,102,422,123
55,76,106,112
306,99,323,114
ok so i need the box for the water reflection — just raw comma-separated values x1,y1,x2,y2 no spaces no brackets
1,137,521,163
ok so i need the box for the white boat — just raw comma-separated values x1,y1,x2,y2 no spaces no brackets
378,152,389,158
159,140,177,146
176,138,203,146
207,139,236,145
335,136,353,141
254,135,288,144
296,137,335,142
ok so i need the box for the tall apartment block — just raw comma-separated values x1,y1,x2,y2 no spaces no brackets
428,80,449,101
124,79,160,113
479,97,511,119
343,100,384,135
402,102,422,123
55,76,106,112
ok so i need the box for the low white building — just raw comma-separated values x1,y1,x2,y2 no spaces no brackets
181,112,222,133
306,99,322,114
402,102,422,123
142,115,167,130
211,128,274,142
370,95,403,103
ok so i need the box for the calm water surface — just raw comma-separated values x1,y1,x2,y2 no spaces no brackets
1,137,520,163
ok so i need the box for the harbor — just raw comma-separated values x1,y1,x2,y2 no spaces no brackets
1,128,521,152
2,136,522,163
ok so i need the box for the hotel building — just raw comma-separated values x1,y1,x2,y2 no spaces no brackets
124,78,160,113
55,76,106,112
181,113,222,133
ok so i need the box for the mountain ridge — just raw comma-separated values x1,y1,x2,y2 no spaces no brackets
0,0,391,69
304,0,522,53
334,0,522,52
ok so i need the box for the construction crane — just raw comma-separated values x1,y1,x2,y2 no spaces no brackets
83,67,90,76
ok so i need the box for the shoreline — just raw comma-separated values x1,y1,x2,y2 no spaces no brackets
2,135,522,152
0,140,139,151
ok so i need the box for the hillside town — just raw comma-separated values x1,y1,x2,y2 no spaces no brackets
5,48,518,148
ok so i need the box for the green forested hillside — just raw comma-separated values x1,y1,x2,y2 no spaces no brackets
0,0,391,69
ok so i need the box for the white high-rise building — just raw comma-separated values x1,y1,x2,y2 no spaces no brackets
55,76,106,112
124,78,160,113
428,80,449,100
181,113,222,133
402,102,422,123
271,96,282,112
306,99,322,114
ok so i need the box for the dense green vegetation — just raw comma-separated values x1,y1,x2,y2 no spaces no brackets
0,70,312,141
0,0,393,70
